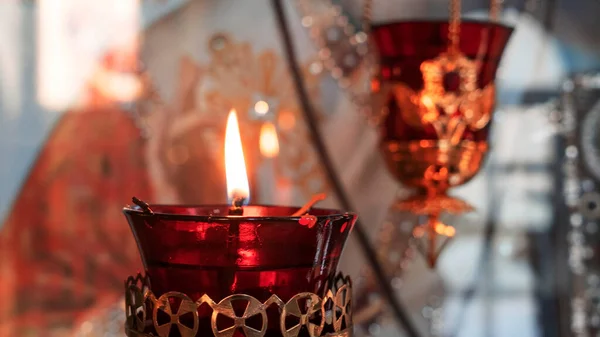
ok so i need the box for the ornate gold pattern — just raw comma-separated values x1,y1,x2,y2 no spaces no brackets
126,330,351,337
281,293,323,337
393,54,495,144
124,274,353,337
154,292,199,337
212,294,267,337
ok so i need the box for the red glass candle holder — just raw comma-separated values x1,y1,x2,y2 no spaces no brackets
372,20,513,192
123,203,357,337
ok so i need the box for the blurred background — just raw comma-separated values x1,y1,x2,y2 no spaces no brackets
0,0,600,336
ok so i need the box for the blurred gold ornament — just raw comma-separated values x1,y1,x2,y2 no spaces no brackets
370,0,513,267
412,218,455,268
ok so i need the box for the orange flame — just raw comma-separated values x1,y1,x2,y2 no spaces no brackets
225,110,250,202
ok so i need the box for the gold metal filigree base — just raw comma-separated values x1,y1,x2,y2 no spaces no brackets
126,328,352,337
124,274,353,337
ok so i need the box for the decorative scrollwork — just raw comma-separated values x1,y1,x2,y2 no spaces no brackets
124,273,352,337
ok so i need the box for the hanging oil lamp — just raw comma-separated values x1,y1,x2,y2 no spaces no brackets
369,0,514,267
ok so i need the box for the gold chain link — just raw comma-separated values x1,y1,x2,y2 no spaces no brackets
490,0,502,22
448,0,462,56
362,0,373,33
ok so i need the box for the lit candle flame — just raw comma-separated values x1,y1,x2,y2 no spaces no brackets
225,109,250,203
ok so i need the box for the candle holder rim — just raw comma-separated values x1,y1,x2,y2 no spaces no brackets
122,203,357,222
371,18,515,31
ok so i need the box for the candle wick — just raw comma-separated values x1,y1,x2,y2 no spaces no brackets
291,193,326,216
229,196,246,215
131,196,153,214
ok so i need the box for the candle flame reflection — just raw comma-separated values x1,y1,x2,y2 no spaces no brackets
225,109,250,203
259,122,280,158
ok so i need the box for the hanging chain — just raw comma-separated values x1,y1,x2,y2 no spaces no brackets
448,0,462,56
361,0,501,33
448,0,502,56
361,0,373,34
490,0,501,22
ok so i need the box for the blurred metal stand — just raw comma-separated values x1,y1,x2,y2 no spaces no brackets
557,71,600,337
